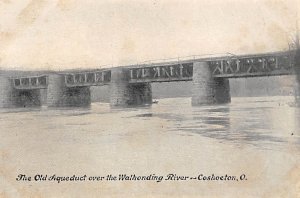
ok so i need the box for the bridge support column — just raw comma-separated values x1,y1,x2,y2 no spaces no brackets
192,62,231,106
0,76,16,107
15,89,41,107
0,76,42,107
47,74,91,107
110,68,152,107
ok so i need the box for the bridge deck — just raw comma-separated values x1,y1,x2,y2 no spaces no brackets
9,50,297,88
128,50,295,83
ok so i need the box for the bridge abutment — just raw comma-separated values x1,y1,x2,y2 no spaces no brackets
192,62,231,106
0,76,16,107
110,68,152,107
46,74,91,107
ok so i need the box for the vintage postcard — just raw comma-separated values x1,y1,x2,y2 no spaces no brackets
0,0,300,197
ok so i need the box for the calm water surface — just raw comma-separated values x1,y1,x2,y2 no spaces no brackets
1,96,300,197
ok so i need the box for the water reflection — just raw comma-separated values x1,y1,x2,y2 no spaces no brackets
153,97,300,152
0,96,299,153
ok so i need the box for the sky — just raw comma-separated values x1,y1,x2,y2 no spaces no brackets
0,0,299,70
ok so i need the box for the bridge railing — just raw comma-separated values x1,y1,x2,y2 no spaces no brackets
131,53,234,68
129,50,295,69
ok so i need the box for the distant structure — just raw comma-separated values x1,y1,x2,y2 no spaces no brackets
0,49,298,108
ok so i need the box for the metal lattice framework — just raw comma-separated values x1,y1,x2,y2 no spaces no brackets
209,51,294,78
63,70,111,87
13,75,48,89
128,50,295,82
10,50,297,88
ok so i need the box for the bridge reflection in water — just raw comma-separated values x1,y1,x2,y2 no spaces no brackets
0,50,299,108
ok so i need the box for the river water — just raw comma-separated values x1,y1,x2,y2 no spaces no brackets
1,96,300,197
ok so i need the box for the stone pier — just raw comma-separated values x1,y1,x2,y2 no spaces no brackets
0,76,42,107
14,89,41,107
0,76,16,107
110,68,152,107
46,74,91,107
192,62,231,106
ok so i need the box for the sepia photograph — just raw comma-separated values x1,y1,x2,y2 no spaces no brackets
0,0,300,197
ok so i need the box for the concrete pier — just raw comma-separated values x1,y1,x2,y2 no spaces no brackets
47,74,91,107
131,83,152,105
192,62,231,106
110,68,152,107
0,76,16,107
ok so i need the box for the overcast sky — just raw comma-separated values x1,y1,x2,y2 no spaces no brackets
0,0,299,70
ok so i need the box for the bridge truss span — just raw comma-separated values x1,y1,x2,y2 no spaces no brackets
127,50,296,82
209,51,295,78
12,75,48,90
128,62,194,83
63,70,111,87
